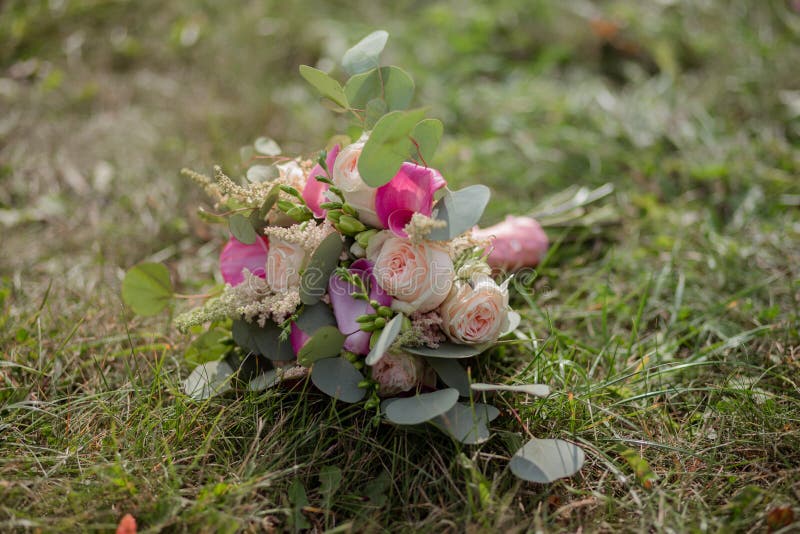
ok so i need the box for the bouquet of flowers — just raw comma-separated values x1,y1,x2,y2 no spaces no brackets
122,31,586,483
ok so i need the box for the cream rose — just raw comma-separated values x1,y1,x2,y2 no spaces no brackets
332,139,383,228
367,232,454,314
265,237,308,292
440,274,510,344
370,351,425,396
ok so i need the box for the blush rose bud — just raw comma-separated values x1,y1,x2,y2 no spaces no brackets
472,216,549,271
439,274,511,345
370,351,425,396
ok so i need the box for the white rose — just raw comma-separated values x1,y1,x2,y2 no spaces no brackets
370,351,425,396
332,140,383,228
265,237,308,292
439,274,510,344
367,232,454,314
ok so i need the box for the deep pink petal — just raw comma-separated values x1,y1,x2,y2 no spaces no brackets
290,322,311,355
344,330,371,355
375,163,446,236
302,144,340,218
219,236,269,286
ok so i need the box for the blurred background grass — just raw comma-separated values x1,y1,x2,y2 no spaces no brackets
1,0,799,531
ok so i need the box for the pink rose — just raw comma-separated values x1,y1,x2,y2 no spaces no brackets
265,237,307,291
332,140,382,228
439,274,510,345
374,163,447,237
472,216,548,271
219,236,269,286
370,351,425,396
367,232,454,314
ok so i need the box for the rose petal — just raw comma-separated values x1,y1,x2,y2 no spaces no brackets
220,236,269,286
343,329,371,355
302,144,340,218
472,216,548,271
375,163,446,236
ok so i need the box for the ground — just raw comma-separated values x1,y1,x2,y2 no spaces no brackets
1,0,799,532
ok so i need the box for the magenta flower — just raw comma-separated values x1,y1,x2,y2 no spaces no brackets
289,322,311,354
328,259,391,355
375,163,447,237
219,235,269,286
302,144,341,218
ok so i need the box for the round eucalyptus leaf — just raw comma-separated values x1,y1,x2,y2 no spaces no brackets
357,109,427,187
246,164,273,183
300,232,344,305
254,137,281,156
311,357,367,403
365,98,388,129
432,402,493,444
232,319,259,354
426,357,470,397
229,213,257,245
183,360,234,400
365,313,404,366
295,303,337,335
121,262,173,316
248,370,279,392
404,341,490,359
383,388,459,425
411,118,443,165
509,439,586,483
298,65,348,109
298,326,346,367
344,66,414,111
342,30,389,75
471,383,551,397
428,185,492,241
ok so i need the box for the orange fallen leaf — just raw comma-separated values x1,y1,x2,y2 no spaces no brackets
116,514,137,534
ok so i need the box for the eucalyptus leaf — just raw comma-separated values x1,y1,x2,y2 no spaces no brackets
297,325,346,367
250,185,280,232
121,262,173,316
404,341,490,359
232,319,294,361
299,65,348,109
342,30,389,75
183,359,234,400
410,118,443,165
509,439,586,483
295,303,337,334
311,357,367,403
344,66,414,111
426,357,470,397
357,109,427,187
232,319,259,355
471,383,551,397
365,313,404,366
432,402,494,444
248,369,280,391
365,98,388,129
254,137,281,156
383,388,459,425
229,213,257,245
428,185,492,241
300,232,344,305
246,165,273,183
184,329,228,366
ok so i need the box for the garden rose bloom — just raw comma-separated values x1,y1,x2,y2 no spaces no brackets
219,236,269,286
328,259,392,355
370,351,425,396
265,237,307,291
367,232,454,314
302,144,340,218
375,163,446,237
440,274,510,344
332,140,382,228
472,216,548,271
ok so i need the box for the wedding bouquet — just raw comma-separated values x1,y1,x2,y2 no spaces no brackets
122,31,585,483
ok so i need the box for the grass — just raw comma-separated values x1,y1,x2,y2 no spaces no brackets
1,0,799,531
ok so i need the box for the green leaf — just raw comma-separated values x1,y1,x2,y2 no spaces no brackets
344,66,415,111
319,466,343,505
121,262,173,316
231,319,294,361
311,357,367,403
183,359,234,400
426,357,470,396
382,388,459,425
248,370,279,391
365,98,388,129
229,213,257,244
358,109,426,187
433,402,496,444
254,136,281,156
410,119,443,165
184,329,228,366
470,383,551,397
509,439,586,483
297,325,346,367
300,232,343,305
299,65,348,109
365,313,404,366
428,185,492,241
342,30,389,75
288,479,311,530
249,185,280,232
246,164,273,183
404,341,490,359
295,303,337,334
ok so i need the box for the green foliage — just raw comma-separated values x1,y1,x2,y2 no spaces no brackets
121,262,173,316
357,109,426,186
227,213,257,244
342,30,389,75
509,439,586,483
299,232,344,305
310,357,367,403
184,328,229,366
344,66,415,112
298,65,348,110
382,388,459,425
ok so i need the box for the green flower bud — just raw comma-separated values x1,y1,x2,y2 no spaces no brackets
327,210,342,223
342,203,358,217
377,306,393,318
355,229,378,248
356,314,374,324
338,215,367,235
373,317,386,329
277,199,295,213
